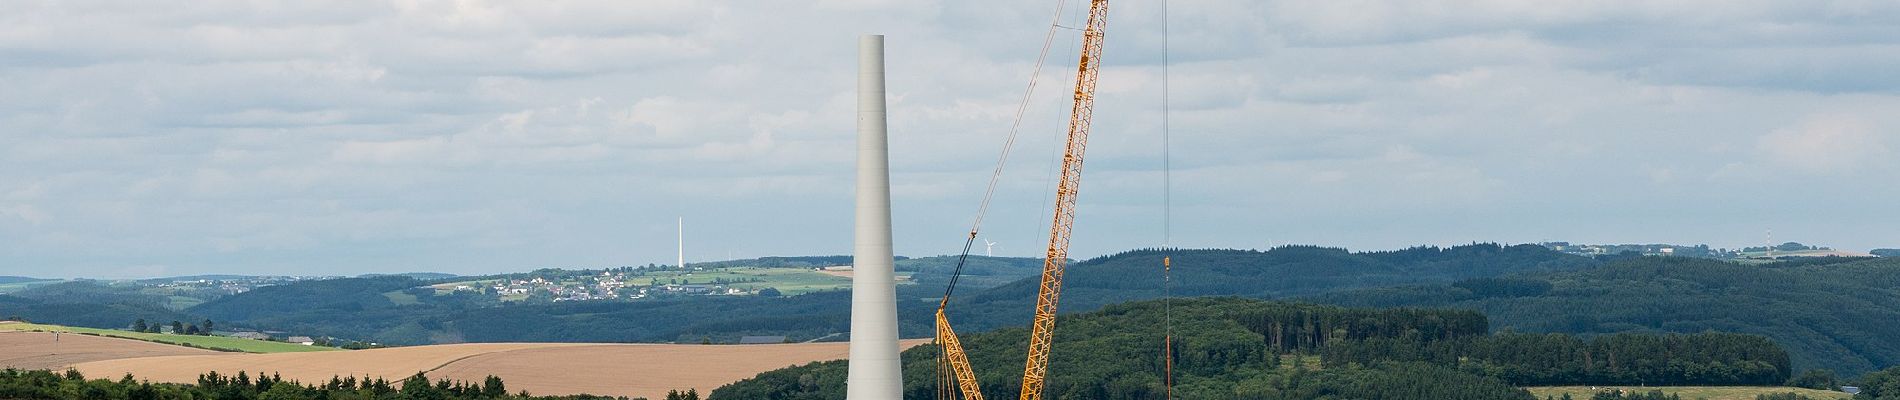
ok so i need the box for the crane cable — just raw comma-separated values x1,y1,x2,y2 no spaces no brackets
1161,0,1175,397
937,0,1077,398
938,0,1074,309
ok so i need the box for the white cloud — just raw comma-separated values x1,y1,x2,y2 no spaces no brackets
3,0,1899,277
1758,115,1893,173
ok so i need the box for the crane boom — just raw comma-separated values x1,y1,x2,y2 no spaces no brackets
1019,0,1109,398
935,0,1109,399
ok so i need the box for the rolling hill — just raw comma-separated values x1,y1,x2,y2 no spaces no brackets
1309,256,1900,375
0,277,50,285
930,244,1598,333
13,244,1900,378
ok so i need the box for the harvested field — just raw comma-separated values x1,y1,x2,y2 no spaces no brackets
75,339,930,399
73,343,581,384
0,331,216,370
0,322,336,353
433,339,930,399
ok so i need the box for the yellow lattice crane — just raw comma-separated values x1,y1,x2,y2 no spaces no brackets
936,0,1111,398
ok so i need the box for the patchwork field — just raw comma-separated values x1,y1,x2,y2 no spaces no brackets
1527,386,1852,400
53,337,927,399
0,330,217,370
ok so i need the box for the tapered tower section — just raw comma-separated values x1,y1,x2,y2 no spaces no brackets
847,34,903,400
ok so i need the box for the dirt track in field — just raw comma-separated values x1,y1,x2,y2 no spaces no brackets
71,339,929,399
0,331,217,371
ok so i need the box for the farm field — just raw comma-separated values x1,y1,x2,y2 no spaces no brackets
0,330,216,370
0,322,337,353
73,339,930,399
429,340,928,398
1526,386,1852,400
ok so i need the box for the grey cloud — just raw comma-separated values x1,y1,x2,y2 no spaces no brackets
3,1,1899,278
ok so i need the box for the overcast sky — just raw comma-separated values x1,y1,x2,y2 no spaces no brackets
3,1,1897,278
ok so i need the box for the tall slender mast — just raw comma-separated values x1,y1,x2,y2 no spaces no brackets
677,217,685,269
847,34,903,400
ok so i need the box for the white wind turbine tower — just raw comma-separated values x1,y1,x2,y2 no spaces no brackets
984,239,998,257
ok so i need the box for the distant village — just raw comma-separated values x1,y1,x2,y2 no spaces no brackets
443,267,781,303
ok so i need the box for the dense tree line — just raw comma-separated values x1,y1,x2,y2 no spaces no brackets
1856,366,1900,399
0,295,193,330
190,277,423,322
1311,256,1900,375
1225,303,1487,353
10,281,177,308
946,244,1595,335
721,297,1789,399
719,298,1535,399
1321,332,1790,386
0,369,637,400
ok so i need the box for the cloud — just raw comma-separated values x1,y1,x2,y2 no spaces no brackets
3,0,1899,277
1758,115,1893,173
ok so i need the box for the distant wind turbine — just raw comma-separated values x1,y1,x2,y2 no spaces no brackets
984,239,997,257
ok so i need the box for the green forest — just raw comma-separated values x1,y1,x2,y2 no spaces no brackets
1309,256,1900,375
1321,332,1789,386
712,298,1796,399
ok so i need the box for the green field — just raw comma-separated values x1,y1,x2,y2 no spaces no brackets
1527,386,1851,400
382,290,420,305
0,322,340,353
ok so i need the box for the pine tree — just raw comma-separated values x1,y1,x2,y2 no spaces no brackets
481,375,505,398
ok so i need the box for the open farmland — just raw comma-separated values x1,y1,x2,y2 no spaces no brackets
0,330,216,370
0,322,335,353
74,339,930,399
73,343,579,385
430,340,930,398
